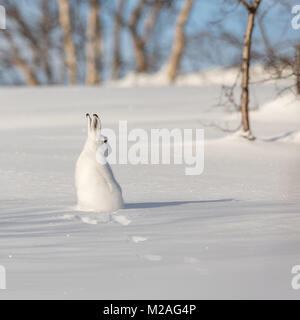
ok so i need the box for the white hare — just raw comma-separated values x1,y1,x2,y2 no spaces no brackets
75,114,124,212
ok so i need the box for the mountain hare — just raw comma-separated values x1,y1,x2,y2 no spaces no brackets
75,114,124,212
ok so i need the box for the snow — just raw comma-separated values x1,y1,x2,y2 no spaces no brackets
0,77,299,299
252,93,300,124
108,65,293,88
281,131,300,143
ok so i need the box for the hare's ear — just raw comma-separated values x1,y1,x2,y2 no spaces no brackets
86,113,92,132
92,114,101,132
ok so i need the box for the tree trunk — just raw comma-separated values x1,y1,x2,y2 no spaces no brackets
239,0,261,138
142,1,163,45
15,57,39,86
85,0,102,85
132,35,147,73
57,0,77,84
296,44,300,95
241,11,255,134
4,31,39,86
41,0,53,84
111,0,126,80
7,6,41,68
129,0,147,73
167,0,194,83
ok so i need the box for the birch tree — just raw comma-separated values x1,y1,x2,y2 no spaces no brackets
129,0,147,73
41,0,54,84
57,0,78,84
238,0,262,139
3,31,39,86
296,44,300,95
167,0,195,83
85,0,102,85
129,0,164,73
111,0,126,80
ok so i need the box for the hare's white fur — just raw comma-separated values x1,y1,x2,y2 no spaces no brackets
75,114,124,212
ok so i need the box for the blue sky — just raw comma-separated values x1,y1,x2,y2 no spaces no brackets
0,0,299,83
110,0,299,74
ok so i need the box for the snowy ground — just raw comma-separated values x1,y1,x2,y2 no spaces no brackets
0,80,299,299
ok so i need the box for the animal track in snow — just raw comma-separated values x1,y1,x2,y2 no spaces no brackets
131,236,147,243
61,214,75,220
61,210,130,226
113,215,131,226
142,254,162,261
80,213,111,225
184,256,209,275
81,216,98,225
184,256,200,264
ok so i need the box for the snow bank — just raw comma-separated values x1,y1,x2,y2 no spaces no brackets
0,85,299,299
252,93,300,123
279,130,300,143
108,65,292,88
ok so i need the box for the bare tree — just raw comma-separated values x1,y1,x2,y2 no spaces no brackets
251,1,298,96
129,0,147,73
85,0,102,85
41,0,55,84
111,0,127,80
296,44,300,95
167,0,195,83
57,0,78,84
129,0,164,73
238,0,261,139
0,3,42,85
3,31,39,86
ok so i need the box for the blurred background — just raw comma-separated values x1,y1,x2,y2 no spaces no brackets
0,0,298,87
0,1,300,300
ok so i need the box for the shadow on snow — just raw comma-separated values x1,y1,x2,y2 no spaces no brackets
125,198,234,210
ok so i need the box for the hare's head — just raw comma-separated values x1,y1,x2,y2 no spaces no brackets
85,113,108,146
